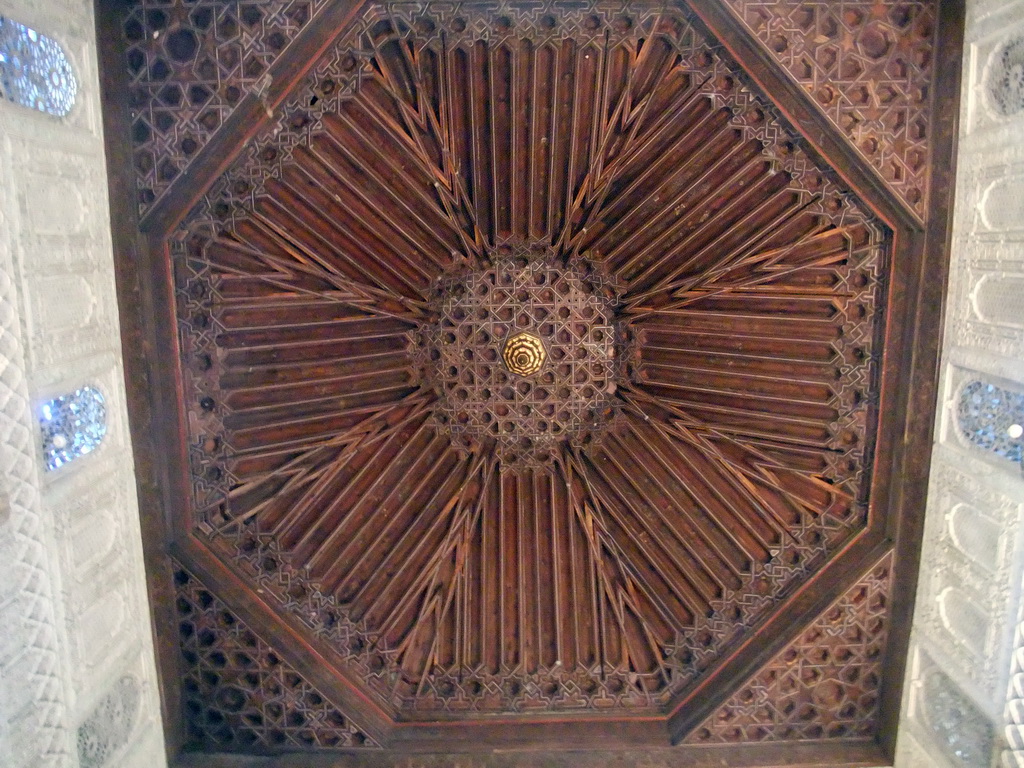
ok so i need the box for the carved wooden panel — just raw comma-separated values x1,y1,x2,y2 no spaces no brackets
174,564,379,750
99,0,956,759
171,0,886,719
720,0,937,217
122,0,330,213
686,552,893,743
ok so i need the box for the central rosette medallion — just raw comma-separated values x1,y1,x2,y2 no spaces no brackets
420,243,622,466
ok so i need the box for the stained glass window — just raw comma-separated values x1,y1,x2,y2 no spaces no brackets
0,17,77,116
39,386,107,471
957,379,1024,465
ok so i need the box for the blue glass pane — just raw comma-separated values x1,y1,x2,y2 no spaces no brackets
957,380,1024,464
0,17,77,116
39,386,106,471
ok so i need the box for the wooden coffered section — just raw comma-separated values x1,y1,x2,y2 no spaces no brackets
96,0,963,764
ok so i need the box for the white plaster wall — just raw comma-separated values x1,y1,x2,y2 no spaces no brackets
895,1,1024,767
0,1,166,767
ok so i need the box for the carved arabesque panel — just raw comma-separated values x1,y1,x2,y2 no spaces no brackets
686,552,893,743
721,0,937,217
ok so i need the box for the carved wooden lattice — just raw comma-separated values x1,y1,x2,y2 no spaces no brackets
122,0,330,213
173,564,379,750
168,0,889,718
686,552,893,743
720,0,937,217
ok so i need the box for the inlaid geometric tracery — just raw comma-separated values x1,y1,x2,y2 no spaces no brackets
170,0,890,721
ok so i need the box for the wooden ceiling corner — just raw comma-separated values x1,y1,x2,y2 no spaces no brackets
95,0,964,764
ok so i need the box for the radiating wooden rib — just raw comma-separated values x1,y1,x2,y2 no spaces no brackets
625,413,777,560
222,349,406,392
353,449,484,630
208,228,419,318
671,416,842,528
438,42,487,257
301,416,436,574
323,109,464,260
639,383,835,440
638,360,834,408
642,247,855,319
610,148,770,284
656,223,850,302
560,42,599,249
366,29,444,172
516,471,528,669
622,192,817,307
571,446,708,615
226,387,419,445
618,385,848,517
598,131,749,274
250,187,429,302
490,43,512,242
376,453,495,666
311,123,456,269
327,434,461,600
498,469,510,668
606,418,753,579
649,415,821,537
531,472,548,669
604,69,712,180
545,40,571,241
517,39,535,241
466,40,494,244
297,140,442,286
529,44,554,240
622,177,798,296
571,86,720,252
211,393,431,532
219,324,408,365
566,448,687,638
216,291,403,328
639,344,834,384
227,408,401,477
559,36,684,256
281,406,431,556
595,429,739,596
259,167,429,298
560,453,672,686
639,306,840,341
201,235,423,320
223,376,414,428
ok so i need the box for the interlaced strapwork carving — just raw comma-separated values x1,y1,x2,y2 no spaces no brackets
160,0,893,728
721,0,936,217
419,246,621,465
686,552,893,742
173,565,378,750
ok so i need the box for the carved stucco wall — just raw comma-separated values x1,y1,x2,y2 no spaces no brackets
0,1,166,767
895,1,1024,767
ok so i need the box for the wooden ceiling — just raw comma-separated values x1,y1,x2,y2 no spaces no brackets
97,0,963,765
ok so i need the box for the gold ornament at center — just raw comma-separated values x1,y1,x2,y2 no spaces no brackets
502,332,546,377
